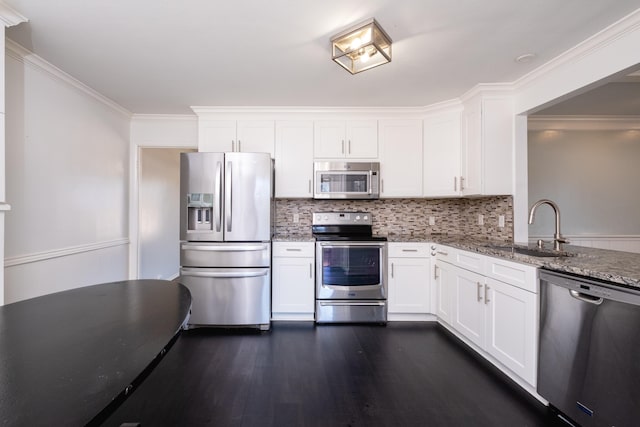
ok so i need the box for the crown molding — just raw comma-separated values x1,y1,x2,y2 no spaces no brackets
0,2,28,27
528,115,640,131
5,39,132,118
514,8,640,92
131,113,197,121
460,83,515,102
190,101,465,118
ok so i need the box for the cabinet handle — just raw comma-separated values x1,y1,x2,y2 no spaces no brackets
484,284,490,305
460,176,465,191
341,140,345,154
477,282,483,302
434,264,439,280
454,176,457,192
402,249,418,252
391,263,394,278
231,140,235,151
238,140,242,152
310,263,313,278
348,140,351,154
381,179,384,193
308,180,312,194
436,250,448,256
285,248,302,252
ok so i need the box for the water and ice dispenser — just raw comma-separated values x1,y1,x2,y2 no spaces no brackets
186,193,214,232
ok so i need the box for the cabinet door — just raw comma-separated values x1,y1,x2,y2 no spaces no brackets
199,120,236,152
450,265,485,348
379,120,423,197
481,97,513,195
346,120,378,158
275,121,314,197
237,120,275,157
388,256,430,314
272,256,315,315
314,120,346,158
423,112,462,197
484,277,537,386
461,98,482,196
435,260,454,324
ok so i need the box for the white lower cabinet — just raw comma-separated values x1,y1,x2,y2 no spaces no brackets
436,245,539,388
271,242,315,321
434,259,454,324
450,264,485,348
484,276,537,385
387,243,432,320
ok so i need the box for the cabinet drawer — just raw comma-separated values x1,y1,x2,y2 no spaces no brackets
485,257,538,293
272,242,315,258
454,250,484,273
388,242,430,258
434,244,456,262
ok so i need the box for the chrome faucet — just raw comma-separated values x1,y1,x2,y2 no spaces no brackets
528,199,569,251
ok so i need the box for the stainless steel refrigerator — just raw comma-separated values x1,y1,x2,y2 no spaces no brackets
179,152,272,330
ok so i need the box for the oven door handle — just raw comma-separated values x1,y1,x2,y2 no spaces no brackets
321,284,383,291
317,243,386,249
318,301,386,307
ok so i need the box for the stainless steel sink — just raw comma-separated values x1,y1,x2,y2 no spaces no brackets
486,245,573,258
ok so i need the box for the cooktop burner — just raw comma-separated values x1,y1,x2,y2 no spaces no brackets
312,212,387,242
314,235,388,242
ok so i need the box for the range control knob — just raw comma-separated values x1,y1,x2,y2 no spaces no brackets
363,215,369,220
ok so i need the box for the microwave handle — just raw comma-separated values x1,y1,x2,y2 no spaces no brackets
368,171,373,194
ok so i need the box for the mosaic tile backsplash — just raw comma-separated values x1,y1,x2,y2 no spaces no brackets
275,196,513,242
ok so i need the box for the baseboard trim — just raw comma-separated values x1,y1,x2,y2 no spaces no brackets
5,238,130,267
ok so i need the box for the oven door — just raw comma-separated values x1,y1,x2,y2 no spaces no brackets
316,241,387,299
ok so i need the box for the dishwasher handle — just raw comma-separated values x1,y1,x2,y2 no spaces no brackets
569,289,604,305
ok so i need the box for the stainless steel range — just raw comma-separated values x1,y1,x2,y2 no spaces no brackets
313,212,387,323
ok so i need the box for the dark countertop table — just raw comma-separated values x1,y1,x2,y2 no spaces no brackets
0,279,191,426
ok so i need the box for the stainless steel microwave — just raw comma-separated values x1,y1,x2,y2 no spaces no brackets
313,161,380,199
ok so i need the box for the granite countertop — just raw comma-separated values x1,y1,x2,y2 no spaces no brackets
273,233,640,288
417,235,640,289
272,234,315,242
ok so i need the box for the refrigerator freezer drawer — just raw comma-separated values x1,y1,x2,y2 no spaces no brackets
180,242,270,268
179,267,270,329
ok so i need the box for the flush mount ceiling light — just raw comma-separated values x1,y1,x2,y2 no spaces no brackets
331,18,392,74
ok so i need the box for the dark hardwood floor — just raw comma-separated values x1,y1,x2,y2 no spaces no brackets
105,322,548,426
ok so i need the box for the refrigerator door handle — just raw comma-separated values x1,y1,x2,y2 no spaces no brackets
225,160,232,232
181,269,269,279
214,161,223,232
181,244,269,252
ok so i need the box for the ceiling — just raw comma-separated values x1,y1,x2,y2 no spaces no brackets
5,1,640,114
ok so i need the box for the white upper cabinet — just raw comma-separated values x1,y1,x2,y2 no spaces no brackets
314,120,378,159
198,119,275,157
275,121,314,198
461,95,514,196
199,120,236,153
378,119,423,198
423,110,462,197
237,120,276,156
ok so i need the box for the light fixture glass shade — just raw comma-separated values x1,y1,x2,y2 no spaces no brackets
331,18,392,74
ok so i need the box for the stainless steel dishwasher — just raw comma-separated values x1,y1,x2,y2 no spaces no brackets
538,269,640,427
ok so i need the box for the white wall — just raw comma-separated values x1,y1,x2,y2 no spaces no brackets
512,9,640,242
139,147,194,279
4,42,131,303
129,115,197,279
528,128,640,236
